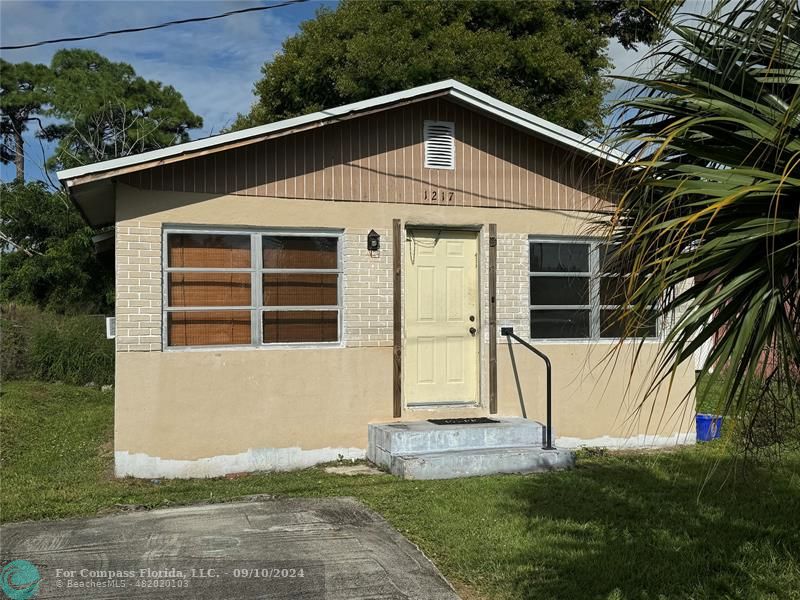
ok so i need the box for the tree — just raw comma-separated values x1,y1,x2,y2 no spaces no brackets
1,50,202,314
41,49,203,171
0,181,113,313
0,59,51,181
606,0,799,451
233,0,680,134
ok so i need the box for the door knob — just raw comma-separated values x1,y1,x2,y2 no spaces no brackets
469,327,477,336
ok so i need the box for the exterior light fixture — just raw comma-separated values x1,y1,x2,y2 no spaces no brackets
367,229,380,251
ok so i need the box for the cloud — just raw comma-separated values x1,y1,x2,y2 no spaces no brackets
2,0,719,180
0,0,324,181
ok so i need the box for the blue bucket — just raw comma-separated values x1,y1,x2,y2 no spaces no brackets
696,414,723,442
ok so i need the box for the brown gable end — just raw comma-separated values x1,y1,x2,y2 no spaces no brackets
120,98,611,212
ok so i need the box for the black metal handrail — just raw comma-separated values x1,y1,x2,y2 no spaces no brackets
500,326,553,450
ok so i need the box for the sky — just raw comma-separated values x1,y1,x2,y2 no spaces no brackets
0,0,329,182
0,0,711,183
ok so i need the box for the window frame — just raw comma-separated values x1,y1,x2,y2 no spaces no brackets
528,236,660,343
162,226,343,351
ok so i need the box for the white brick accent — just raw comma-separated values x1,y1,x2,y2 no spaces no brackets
479,227,490,406
116,220,162,351
496,233,529,337
342,229,393,347
112,225,533,356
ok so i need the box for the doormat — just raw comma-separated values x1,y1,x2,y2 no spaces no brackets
427,417,500,425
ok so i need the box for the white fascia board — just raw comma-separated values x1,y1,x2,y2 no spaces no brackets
448,83,627,164
56,80,456,183
57,79,625,183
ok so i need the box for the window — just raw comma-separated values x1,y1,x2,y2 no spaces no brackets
261,235,340,344
529,239,658,340
423,120,455,169
597,244,658,339
164,229,341,348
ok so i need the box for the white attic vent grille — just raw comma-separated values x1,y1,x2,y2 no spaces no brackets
423,120,455,169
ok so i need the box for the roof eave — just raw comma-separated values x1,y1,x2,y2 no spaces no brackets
57,79,626,187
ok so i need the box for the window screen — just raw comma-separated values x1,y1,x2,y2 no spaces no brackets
529,242,591,339
529,239,658,340
598,244,658,339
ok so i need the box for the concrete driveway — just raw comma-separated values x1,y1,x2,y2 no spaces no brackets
0,497,460,599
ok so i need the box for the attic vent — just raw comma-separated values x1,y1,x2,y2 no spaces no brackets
423,120,455,169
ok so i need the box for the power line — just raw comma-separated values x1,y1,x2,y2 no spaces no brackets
0,0,309,51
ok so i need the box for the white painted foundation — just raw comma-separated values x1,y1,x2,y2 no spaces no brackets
115,447,366,479
556,431,695,449
116,432,696,478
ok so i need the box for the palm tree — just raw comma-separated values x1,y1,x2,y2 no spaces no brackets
606,0,799,450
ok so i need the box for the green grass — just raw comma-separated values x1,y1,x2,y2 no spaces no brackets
2,380,799,600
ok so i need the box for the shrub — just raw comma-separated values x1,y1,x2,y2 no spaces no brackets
734,379,800,459
1,304,114,385
1,305,31,378
697,369,800,459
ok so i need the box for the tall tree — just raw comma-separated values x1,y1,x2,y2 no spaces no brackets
234,0,679,134
1,50,202,313
41,49,203,171
0,59,51,181
606,0,799,450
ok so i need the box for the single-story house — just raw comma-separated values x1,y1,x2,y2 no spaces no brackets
57,80,695,479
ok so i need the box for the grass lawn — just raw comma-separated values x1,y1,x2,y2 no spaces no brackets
2,380,799,600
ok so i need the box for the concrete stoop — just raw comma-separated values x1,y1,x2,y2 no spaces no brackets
367,417,575,480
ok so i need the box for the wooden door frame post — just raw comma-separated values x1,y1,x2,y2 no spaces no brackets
488,223,498,414
392,219,402,418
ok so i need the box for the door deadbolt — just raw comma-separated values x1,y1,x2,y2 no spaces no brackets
469,315,475,322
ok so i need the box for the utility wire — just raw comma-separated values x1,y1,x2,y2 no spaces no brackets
0,0,309,51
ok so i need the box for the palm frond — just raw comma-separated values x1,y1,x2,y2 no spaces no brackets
605,0,800,452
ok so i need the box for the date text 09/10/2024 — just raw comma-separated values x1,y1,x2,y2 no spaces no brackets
54,567,307,579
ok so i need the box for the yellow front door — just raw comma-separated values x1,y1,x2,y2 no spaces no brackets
405,229,479,405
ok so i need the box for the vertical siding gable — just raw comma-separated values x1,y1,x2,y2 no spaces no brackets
121,99,611,211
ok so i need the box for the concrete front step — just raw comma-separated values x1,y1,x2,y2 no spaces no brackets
390,446,575,480
367,417,575,480
368,417,545,459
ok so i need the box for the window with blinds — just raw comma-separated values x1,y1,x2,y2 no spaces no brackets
164,230,341,348
423,120,455,169
262,236,339,344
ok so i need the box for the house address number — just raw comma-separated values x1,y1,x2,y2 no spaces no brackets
423,189,455,203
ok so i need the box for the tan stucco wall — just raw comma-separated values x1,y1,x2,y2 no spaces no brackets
496,344,694,442
114,185,695,469
115,184,590,232
117,344,693,460
118,347,491,460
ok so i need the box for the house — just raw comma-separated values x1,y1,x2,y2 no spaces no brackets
57,80,695,479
